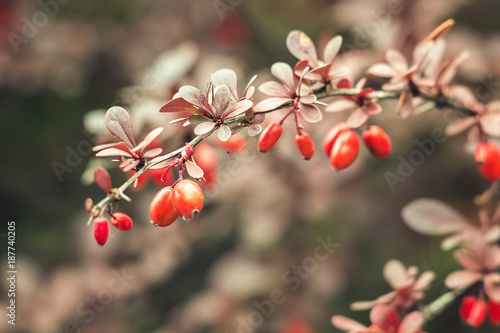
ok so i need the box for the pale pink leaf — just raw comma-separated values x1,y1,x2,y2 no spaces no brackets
94,167,112,192
386,49,408,74
185,160,204,179
484,273,500,302
286,30,318,67
143,148,162,159
325,100,356,113
347,108,368,128
401,198,470,235
194,122,216,135
383,260,407,289
480,113,500,137
225,100,253,119
179,85,212,113
212,69,238,100
370,305,400,333
366,63,398,78
105,106,136,147
324,35,343,64
254,97,292,112
259,81,291,97
271,62,295,92
453,249,482,272
213,85,231,118
445,270,482,289
364,102,382,116
136,127,163,152
95,148,133,158
300,103,322,123
243,74,257,99
445,118,476,136
93,141,130,152
414,271,435,290
217,124,232,142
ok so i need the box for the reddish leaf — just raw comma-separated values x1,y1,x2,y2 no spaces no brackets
179,85,212,113
225,100,253,119
399,311,424,333
401,198,470,235
105,106,136,148
135,127,164,152
185,159,204,179
94,166,112,192
95,148,133,158
85,198,93,212
331,315,367,331
159,97,197,113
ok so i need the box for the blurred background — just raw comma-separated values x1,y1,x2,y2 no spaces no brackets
1,0,500,332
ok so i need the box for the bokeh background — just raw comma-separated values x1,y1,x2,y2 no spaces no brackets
1,0,500,332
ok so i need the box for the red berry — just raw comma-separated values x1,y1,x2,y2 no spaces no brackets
467,299,488,327
460,296,475,322
489,299,500,325
475,141,500,182
362,125,392,159
217,133,247,153
172,179,204,220
194,142,218,188
149,186,179,227
93,217,110,246
330,129,360,170
295,131,315,160
110,212,133,231
258,123,283,152
322,122,349,156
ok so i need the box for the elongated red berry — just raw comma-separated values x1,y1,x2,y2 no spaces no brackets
322,122,349,156
467,299,487,327
489,299,500,325
460,296,475,322
475,141,500,182
295,131,315,160
172,179,204,220
149,186,179,227
258,123,283,152
330,129,360,170
362,125,392,159
194,142,218,188
93,217,110,246
110,212,133,231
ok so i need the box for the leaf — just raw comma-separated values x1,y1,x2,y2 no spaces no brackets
401,198,470,235
143,148,163,159
94,166,112,192
325,100,355,113
136,127,163,152
95,148,133,158
185,159,204,179
212,69,238,100
217,124,232,142
413,271,435,290
484,273,500,302
445,270,482,289
386,49,408,74
453,249,482,272
85,198,93,212
254,97,292,112
366,63,398,78
286,30,318,67
270,62,295,92
105,106,136,147
258,81,291,97
247,124,262,137
347,108,368,128
225,100,253,119
243,74,257,99
383,260,407,289
300,103,322,123
445,118,475,136
92,141,131,153
323,35,343,64
179,85,213,113
213,85,232,118
194,122,216,135
481,113,500,137
159,97,197,113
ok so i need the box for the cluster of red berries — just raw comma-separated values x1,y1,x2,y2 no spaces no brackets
475,141,500,182
93,212,133,246
460,296,500,327
258,122,392,168
149,179,204,227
